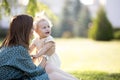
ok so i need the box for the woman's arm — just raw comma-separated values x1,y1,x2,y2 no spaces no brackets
14,46,46,77
29,43,36,54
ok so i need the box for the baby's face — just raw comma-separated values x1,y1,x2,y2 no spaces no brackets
36,20,51,38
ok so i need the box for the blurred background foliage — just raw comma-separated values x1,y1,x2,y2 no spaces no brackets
59,0,91,38
88,6,113,41
0,0,120,41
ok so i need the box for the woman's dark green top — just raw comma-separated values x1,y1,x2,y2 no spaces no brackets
0,45,49,80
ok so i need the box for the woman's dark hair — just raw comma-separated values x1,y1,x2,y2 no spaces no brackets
1,14,33,49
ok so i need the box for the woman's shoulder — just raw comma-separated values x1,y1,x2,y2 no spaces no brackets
12,45,29,56
14,45,27,50
0,45,27,54
0,45,27,66
9,45,27,51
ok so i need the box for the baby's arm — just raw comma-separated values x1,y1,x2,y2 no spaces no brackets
46,44,55,56
32,41,55,58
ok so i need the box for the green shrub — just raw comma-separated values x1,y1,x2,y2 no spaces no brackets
114,28,120,32
88,7,113,41
0,29,7,39
114,31,120,39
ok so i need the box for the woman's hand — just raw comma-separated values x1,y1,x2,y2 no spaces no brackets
31,54,39,58
39,56,48,69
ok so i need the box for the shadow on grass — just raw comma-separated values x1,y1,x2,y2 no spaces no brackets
70,71,120,80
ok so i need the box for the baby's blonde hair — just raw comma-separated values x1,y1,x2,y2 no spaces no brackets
33,11,53,29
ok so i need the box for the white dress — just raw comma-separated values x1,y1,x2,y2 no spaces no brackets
32,36,61,67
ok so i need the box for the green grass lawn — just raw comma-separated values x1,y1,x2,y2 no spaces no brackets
1,38,120,80
70,71,120,80
55,38,120,80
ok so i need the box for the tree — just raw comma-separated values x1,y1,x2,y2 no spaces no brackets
60,0,81,38
88,6,113,41
0,0,10,19
75,5,91,37
26,0,38,17
59,0,91,38
0,0,57,38
0,0,57,20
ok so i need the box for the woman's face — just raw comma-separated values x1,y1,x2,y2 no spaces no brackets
35,20,51,38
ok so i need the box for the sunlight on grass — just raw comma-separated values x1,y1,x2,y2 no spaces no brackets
70,71,120,80
55,38,120,73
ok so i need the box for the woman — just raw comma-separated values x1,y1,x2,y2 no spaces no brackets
0,14,49,80
0,14,78,80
